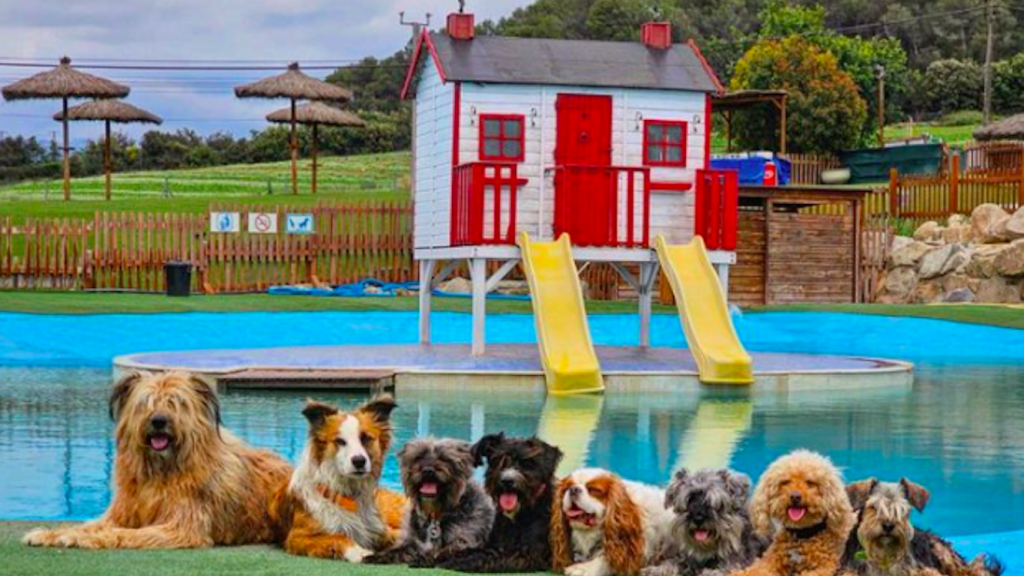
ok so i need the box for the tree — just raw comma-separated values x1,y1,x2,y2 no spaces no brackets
917,59,983,116
730,37,868,153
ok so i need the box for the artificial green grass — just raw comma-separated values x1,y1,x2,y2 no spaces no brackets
0,152,410,223
752,303,1024,330
0,521,504,576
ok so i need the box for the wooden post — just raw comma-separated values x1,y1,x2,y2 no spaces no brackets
104,120,112,201
889,167,899,218
418,259,436,344
949,154,960,215
1018,150,1024,210
470,258,487,356
311,123,319,194
62,97,71,202
725,110,733,153
876,66,886,147
779,95,788,155
290,98,298,195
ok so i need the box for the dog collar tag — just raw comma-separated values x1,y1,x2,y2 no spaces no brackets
427,520,443,545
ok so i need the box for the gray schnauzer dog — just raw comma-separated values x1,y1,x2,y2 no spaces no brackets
365,438,494,567
642,468,768,576
841,478,1003,576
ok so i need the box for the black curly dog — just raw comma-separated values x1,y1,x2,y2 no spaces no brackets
439,432,563,573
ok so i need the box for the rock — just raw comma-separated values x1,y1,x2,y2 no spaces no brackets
971,204,1010,243
494,280,530,296
364,284,383,295
882,266,918,300
947,214,970,228
964,249,1002,279
913,221,941,242
910,280,944,303
889,241,931,268
918,244,971,279
942,224,972,244
890,235,915,252
437,277,472,294
1003,207,1024,240
974,276,1022,303
941,288,975,303
942,273,971,293
994,239,1024,277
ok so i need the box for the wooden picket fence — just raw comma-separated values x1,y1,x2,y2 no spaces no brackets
783,153,842,185
0,201,416,293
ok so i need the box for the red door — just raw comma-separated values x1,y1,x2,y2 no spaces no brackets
554,94,614,246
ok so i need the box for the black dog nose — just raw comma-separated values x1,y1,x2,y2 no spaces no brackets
352,455,367,470
422,467,436,479
569,485,582,498
789,492,803,505
882,522,895,533
500,478,516,489
150,414,169,430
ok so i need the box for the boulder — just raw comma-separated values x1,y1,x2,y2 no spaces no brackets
918,243,971,279
942,224,972,244
910,280,944,303
947,214,970,228
494,280,530,296
889,240,931,268
913,221,942,242
971,204,1011,243
942,273,971,293
974,276,1022,303
964,248,1002,279
1003,207,1024,240
881,266,918,300
437,277,472,294
890,235,915,253
941,288,975,303
994,239,1024,277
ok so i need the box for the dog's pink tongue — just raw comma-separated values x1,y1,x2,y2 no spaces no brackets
499,492,519,512
150,435,170,451
788,507,807,522
420,482,438,496
694,530,710,542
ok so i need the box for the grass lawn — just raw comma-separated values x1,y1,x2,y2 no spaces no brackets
0,152,410,222
0,521,488,576
0,291,1022,329
884,122,978,147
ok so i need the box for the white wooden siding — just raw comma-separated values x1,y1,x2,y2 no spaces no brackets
412,63,454,249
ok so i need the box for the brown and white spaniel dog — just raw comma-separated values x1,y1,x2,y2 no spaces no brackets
551,468,674,576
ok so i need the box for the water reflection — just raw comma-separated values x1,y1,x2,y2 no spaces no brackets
1,366,1023,536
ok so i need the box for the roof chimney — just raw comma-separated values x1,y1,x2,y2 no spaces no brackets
447,12,475,41
642,22,672,50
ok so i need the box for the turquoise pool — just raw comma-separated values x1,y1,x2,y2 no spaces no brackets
0,311,1022,570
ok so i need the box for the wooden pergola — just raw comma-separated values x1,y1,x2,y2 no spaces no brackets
712,90,788,154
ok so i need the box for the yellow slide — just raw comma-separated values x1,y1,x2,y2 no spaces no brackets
654,235,754,385
518,232,604,395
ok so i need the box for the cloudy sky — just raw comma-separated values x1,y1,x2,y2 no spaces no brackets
0,0,531,143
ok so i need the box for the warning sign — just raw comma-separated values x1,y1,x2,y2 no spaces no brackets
286,213,314,234
210,212,240,233
248,212,278,234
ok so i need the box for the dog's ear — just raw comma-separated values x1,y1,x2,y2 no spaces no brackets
533,438,564,474
448,440,476,474
899,478,930,512
471,432,505,466
846,478,878,511
302,400,338,428
722,470,752,501
188,373,222,430
749,475,773,537
603,477,646,576
549,477,575,574
665,468,689,508
109,371,144,421
359,394,397,423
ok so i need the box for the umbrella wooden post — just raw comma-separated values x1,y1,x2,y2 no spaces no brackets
62,97,70,201
290,98,298,195
311,123,319,194
104,120,112,201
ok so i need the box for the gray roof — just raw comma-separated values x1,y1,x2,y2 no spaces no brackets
427,32,721,93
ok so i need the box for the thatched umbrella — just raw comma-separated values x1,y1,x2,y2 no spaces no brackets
266,102,365,194
54,100,162,201
235,62,352,195
2,57,129,201
973,113,1024,141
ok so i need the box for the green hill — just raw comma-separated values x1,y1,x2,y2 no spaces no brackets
0,152,411,222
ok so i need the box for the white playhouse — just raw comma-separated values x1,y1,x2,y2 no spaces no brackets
402,12,750,393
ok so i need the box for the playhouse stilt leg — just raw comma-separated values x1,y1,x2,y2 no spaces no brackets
419,260,436,345
638,262,658,348
715,263,731,298
470,258,487,356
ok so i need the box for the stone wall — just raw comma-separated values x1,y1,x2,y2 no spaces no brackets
876,204,1024,304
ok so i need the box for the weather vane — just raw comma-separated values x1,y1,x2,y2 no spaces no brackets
459,0,466,14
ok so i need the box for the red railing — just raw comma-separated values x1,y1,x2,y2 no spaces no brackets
695,169,739,250
553,165,651,248
451,162,525,246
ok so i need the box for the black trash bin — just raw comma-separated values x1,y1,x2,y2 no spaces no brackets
164,260,193,297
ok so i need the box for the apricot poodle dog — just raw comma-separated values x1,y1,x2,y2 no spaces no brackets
731,450,856,576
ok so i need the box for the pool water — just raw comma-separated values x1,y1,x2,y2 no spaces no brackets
1,311,1023,541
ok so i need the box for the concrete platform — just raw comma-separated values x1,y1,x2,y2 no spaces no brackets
115,344,914,394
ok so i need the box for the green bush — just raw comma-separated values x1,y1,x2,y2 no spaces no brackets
918,59,983,116
994,53,1024,115
730,37,868,154
937,110,985,127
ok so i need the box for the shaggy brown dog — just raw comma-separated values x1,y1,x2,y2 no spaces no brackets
272,396,406,562
23,371,292,549
731,450,856,576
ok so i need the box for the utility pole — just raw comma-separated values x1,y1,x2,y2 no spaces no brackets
876,65,886,147
400,12,432,46
983,0,995,124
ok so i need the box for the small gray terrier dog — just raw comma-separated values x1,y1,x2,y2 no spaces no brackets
841,478,1003,576
642,468,768,576
365,438,494,567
